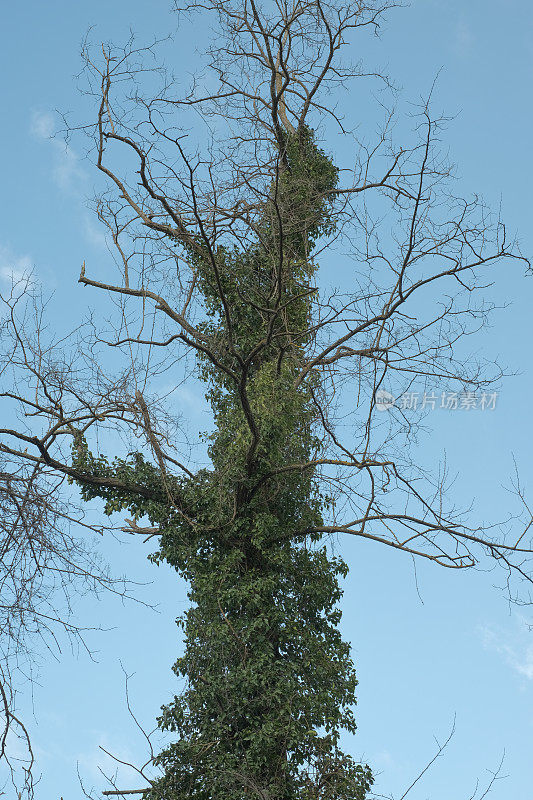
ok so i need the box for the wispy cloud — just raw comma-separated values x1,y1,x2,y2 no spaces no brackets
83,214,110,250
30,110,87,195
30,111,110,256
76,730,147,786
0,244,33,286
371,749,396,769
514,645,533,680
454,15,475,56
30,110,55,139
481,617,533,680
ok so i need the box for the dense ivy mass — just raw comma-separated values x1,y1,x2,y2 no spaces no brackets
73,129,373,799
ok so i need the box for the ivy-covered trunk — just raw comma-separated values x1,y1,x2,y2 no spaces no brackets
149,131,372,799
74,130,372,799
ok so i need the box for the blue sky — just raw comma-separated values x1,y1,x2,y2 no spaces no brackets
1,1,533,798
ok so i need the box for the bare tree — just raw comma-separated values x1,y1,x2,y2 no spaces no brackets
0,280,146,797
0,1,531,797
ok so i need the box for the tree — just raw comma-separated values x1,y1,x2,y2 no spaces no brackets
1,1,531,797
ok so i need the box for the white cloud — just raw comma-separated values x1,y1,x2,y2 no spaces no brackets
0,245,33,286
30,110,87,194
481,617,533,680
76,730,146,785
83,214,110,250
514,645,533,680
30,113,111,253
30,110,55,140
371,749,395,769
454,16,475,55
53,145,86,193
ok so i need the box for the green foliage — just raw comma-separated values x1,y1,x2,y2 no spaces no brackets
73,128,373,799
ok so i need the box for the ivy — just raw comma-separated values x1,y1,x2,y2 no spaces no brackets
73,129,373,799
